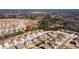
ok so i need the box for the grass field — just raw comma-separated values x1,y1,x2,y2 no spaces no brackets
0,19,17,22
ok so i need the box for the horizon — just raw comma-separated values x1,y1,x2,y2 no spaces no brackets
0,9,79,13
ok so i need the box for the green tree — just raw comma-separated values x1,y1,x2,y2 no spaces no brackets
39,19,49,30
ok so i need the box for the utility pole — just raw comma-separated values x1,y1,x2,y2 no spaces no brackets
17,9,20,19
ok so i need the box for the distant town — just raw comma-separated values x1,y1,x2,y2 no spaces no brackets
0,9,79,49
